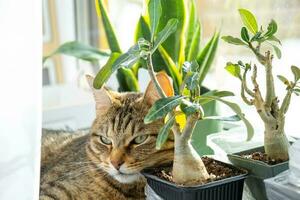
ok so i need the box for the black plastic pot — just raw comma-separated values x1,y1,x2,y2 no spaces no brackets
142,160,247,200
228,146,289,200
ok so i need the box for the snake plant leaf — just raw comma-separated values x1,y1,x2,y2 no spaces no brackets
43,41,110,63
135,16,151,42
272,44,281,59
144,95,184,123
156,0,185,63
148,0,162,41
95,0,137,92
95,0,121,52
185,0,199,59
158,46,181,93
118,67,140,92
291,65,300,81
198,95,254,141
93,53,121,89
238,9,258,34
264,19,277,38
204,114,241,122
225,62,241,79
156,115,175,150
152,19,179,53
187,22,201,61
241,27,250,43
197,31,220,86
221,36,246,45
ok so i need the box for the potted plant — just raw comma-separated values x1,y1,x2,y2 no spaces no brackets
92,0,254,199
44,0,224,155
222,8,300,200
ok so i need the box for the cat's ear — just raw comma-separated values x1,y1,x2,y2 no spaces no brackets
86,75,112,114
144,71,174,105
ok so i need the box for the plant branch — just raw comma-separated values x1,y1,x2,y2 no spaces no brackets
251,64,272,122
146,53,167,98
241,82,253,105
242,69,255,97
264,51,276,107
181,113,199,141
172,122,182,138
279,83,295,115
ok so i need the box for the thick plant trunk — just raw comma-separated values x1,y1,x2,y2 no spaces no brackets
172,138,210,185
264,123,290,160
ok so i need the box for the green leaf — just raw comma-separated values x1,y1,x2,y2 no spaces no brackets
241,27,250,42
185,0,198,60
221,36,246,45
43,41,110,63
148,0,162,40
113,45,140,68
198,90,235,105
238,9,258,34
182,60,199,73
266,35,281,45
198,95,254,141
156,115,175,150
197,31,220,86
95,0,121,52
272,44,281,59
250,31,262,42
118,67,140,92
93,53,121,89
277,75,290,86
144,96,184,123
203,90,235,97
152,19,179,53
180,100,203,116
264,19,277,37
225,63,241,78
186,72,200,90
187,23,201,61
292,88,300,96
291,65,300,81
204,115,241,122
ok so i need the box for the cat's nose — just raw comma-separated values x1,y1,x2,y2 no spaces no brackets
111,159,124,170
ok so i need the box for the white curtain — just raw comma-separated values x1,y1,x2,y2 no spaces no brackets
0,0,41,199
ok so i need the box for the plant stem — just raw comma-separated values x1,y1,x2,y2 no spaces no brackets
264,122,290,160
146,53,167,98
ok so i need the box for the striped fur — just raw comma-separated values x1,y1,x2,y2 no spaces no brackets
40,92,174,200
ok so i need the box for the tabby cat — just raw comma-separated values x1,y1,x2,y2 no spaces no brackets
40,73,174,200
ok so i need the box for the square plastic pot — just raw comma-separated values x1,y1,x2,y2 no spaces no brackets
228,146,289,200
142,160,247,200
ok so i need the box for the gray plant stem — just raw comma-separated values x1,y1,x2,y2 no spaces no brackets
242,44,291,160
146,52,209,184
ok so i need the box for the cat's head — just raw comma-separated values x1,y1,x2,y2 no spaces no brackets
85,73,174,183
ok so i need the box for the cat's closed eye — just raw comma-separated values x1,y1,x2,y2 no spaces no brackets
100,136,112,145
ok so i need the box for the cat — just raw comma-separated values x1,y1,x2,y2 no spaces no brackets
40,73,174,200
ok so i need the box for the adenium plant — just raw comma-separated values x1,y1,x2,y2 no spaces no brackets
93,0,253,185
222,9,300,161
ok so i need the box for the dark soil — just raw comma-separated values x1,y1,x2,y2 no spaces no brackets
241,151,287,165
152,157,245,185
